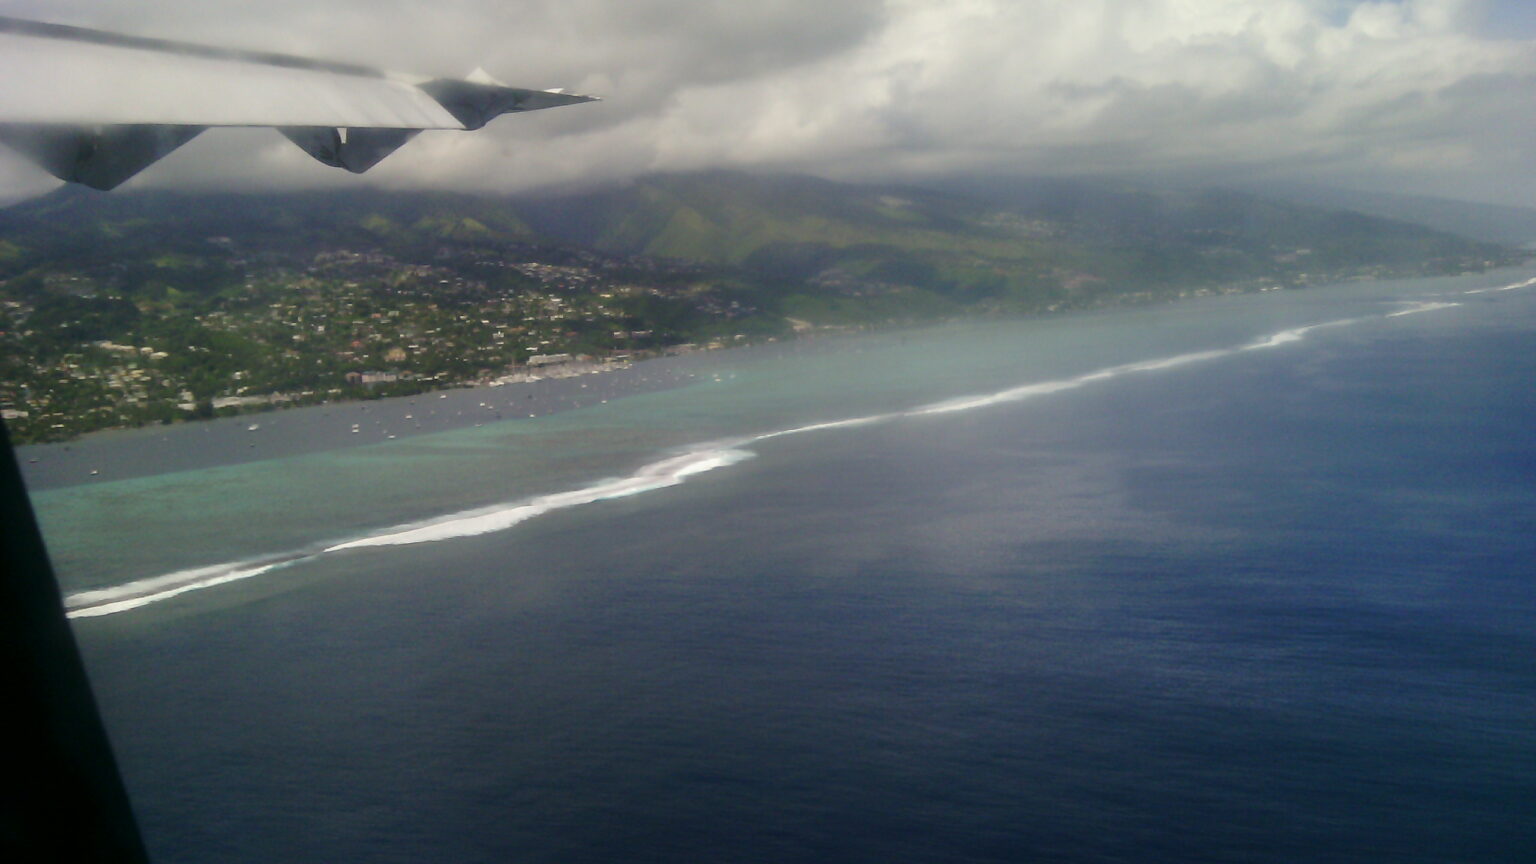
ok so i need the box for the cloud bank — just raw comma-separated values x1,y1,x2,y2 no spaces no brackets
2,0,1534,204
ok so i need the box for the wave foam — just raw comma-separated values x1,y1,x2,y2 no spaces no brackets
68,303,1431,617
1463,277,1536,295
1243,318,1362,350
1388,301,1461,317
751,415,896,442
67,559,293,618
324,447,755,552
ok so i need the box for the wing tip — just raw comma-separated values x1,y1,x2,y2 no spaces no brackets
543,89,602,104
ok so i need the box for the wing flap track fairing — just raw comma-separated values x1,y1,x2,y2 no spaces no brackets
0,15,596,189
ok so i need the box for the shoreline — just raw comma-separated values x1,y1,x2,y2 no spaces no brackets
16,333,849,491
55,274,1536,618
19,263,1534,491
12,257,1525,450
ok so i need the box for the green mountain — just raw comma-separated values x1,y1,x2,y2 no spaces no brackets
0,185,534,268
1242,182,1536,247
511,171,1519,318
512,172,991,261
2,172,1519,321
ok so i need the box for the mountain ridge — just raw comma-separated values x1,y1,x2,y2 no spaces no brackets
1239,181,1536,247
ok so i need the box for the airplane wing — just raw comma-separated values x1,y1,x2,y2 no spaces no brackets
0,17,598,862
0,16,597,189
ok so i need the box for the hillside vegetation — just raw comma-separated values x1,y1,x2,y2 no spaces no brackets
0,172,1522,441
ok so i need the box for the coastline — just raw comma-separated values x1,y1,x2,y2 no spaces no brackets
13,248,1525,453
16,332,854,491
51,266,1536,618
18,262,1534,491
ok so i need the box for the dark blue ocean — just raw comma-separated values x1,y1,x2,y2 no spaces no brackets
44,272,1536,863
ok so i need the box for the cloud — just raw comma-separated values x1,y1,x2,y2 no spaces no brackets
2,0,1534,204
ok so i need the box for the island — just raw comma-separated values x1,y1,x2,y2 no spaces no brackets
1,172,1524,443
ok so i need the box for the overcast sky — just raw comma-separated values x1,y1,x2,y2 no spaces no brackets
2,0,1535,206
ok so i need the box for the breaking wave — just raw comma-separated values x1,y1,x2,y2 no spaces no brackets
1388,301,1461,317
1242,318,1362,349
1462,276,1536,295
65,297,1472,618
324,448,756,552
67,558,299,619
63,449,756,618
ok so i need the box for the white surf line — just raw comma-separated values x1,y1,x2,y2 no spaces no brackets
750,413,900,442
64,303,1454,618
1387,301,1462,317
1243,317,1365,349
322,447,756,552
66,558,302,619
1462,276,1536,295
